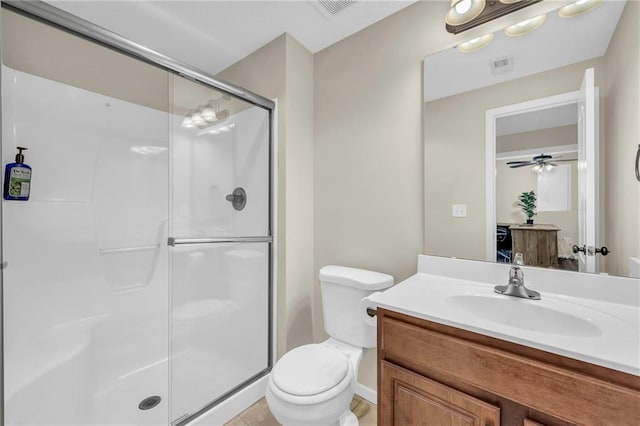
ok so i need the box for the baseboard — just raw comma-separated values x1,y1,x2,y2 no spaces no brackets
355,382,377,405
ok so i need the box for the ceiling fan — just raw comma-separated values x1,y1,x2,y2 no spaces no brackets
507,153,577,172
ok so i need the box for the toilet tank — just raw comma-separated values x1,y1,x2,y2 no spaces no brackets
319,266,393,348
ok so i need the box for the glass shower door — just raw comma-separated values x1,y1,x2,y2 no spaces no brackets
1,9,171,424
169,76,272,422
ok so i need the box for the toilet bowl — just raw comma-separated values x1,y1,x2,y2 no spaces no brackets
266,266,393,426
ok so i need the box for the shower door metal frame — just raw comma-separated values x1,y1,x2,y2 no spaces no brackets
0,2,276,425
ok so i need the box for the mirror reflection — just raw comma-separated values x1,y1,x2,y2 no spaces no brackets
424,0,639,278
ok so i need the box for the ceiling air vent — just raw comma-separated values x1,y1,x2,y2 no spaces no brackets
491,55,513,75
318,0,357,15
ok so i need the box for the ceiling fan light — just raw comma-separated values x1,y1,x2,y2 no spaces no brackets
499,0,521,3
532,164,543,173
504,14,547,37
445,0,486,26
558,0,603,18
457,33,494,53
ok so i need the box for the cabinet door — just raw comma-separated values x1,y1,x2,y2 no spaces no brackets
524,421,546,426
380,361,500,426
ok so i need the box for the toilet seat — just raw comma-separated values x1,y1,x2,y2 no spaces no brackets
269,344,353,405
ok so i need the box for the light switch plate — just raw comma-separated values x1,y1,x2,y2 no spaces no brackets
452,204,467,218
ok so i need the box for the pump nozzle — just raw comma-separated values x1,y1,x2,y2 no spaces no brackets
15,147,27,164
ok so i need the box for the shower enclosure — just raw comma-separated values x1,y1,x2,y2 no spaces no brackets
0,2,274,425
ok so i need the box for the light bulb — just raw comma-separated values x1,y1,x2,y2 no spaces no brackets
191,112,205,127
505,14,546,37
181,116,194,129
201,105,217,122
457,33,494,53
558,0,603,17
455,0,472,14
446,0,486,26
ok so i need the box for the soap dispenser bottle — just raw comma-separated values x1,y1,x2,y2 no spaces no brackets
3,146,32,201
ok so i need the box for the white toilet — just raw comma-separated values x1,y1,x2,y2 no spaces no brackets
266,265,393,425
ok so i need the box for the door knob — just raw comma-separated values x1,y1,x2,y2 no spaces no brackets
595,246,609,256
572,245,586,254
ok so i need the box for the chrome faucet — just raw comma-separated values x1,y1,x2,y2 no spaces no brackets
494,253,541,300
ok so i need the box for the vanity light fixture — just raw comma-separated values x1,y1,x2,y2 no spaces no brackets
445,0,541,34
504,14,547,37
558,0,603,18
458,33,494,53
195,109,233,136
181,101,225,129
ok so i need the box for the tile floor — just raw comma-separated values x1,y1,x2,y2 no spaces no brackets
224,395,377,426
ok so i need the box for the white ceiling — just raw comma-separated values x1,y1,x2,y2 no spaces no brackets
47,0,417,75
424,0,626,102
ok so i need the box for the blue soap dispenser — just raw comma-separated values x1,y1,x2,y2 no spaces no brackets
3,146,32,201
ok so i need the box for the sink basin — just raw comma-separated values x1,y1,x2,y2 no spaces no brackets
446,294,602,337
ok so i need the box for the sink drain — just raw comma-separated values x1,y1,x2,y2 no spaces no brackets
138,395,161,410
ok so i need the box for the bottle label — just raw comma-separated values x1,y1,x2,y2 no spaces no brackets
9,168,31,197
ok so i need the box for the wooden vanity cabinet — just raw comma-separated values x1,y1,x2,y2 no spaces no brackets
378,308,640,426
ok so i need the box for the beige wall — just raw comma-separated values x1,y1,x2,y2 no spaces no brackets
217,34,315,357
603,0,640,277
497,125,579,253
1,9,168,112
312,0,604,391
313,1,455,389
497,125,577,153
424,57,605,262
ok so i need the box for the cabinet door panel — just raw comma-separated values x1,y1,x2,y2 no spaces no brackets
381,361,500,426
380,315,640,426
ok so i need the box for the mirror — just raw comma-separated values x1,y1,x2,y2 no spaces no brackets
423,0,639,278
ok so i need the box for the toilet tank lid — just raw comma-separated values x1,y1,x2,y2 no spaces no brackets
319,265,393,290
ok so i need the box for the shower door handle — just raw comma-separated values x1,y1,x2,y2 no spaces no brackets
168,236,272,246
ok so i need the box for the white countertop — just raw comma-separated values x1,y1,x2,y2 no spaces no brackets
368,255,640,376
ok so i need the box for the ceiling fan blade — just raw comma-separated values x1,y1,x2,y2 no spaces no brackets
506,160,533,165
555,158,577,162
509,163,534,168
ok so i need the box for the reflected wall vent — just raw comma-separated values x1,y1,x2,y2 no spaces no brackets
317,0,357,15
491,56,513,75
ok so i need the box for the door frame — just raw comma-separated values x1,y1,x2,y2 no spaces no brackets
485,90,582,263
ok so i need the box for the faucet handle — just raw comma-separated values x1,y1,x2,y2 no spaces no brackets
513,252,525,266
